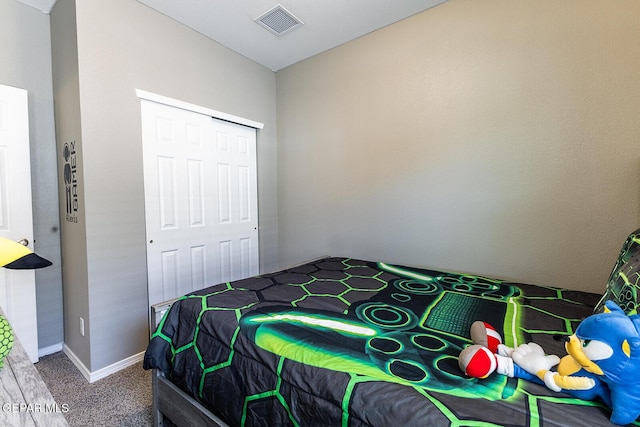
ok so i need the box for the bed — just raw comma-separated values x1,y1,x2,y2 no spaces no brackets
143,229,640,427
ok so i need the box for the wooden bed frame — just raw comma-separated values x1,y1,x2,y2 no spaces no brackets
150,299,228,427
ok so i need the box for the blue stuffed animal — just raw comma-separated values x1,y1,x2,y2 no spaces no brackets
459,300,640,425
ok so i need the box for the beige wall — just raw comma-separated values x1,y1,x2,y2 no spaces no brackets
51,0,90,366
276,0,640,293
52,0,278,371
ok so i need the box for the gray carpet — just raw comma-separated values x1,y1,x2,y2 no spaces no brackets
35,351,153,426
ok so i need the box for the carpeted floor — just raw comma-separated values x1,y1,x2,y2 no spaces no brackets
35,351,153,426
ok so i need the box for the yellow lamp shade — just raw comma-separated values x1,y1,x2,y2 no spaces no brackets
0,237,52,269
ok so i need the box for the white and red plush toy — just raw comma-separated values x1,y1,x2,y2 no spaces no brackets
458,301,640,425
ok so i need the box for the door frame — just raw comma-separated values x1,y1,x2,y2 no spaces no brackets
136,90,264,130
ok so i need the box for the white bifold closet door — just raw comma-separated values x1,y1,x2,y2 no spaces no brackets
141,100,259,307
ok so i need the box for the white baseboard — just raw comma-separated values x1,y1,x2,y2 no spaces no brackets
38,342,63,358
62,344,145,383
62,344,91,382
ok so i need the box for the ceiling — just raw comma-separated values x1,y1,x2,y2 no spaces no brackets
15,0,53,13
16,0,447,71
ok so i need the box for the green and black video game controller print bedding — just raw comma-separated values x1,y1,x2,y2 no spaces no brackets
145,257,616,426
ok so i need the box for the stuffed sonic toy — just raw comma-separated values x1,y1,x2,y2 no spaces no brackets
0,237,52,369
458,301,640,425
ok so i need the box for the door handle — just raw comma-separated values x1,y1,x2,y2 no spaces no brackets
17,238,29,247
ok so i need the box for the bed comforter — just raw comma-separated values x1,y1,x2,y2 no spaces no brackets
144,257,619,426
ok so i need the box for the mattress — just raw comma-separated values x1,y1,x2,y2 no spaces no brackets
144,257,614,426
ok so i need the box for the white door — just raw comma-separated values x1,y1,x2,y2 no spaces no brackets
0,84,38,362
142,100,259,306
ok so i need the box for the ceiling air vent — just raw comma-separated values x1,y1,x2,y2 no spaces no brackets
255,4,303,37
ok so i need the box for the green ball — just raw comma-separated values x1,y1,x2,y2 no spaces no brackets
0,315,14,369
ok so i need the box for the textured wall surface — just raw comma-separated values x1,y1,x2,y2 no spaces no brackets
277,0,640,293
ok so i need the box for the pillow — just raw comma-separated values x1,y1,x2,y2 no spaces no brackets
594,228,640,314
